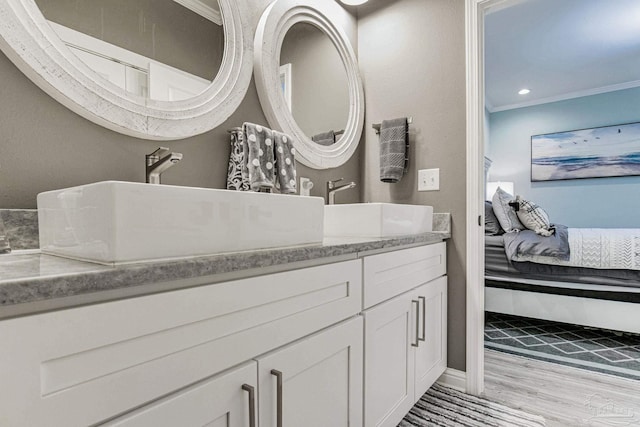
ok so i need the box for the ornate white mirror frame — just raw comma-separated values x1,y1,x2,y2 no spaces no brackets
254,0,365,169
0,0,253,140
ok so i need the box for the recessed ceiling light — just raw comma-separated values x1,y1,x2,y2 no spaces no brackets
518,89,531,95
339,0,368,5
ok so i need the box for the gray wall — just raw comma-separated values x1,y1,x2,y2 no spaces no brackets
280,23,350,139
0,0,360,209
489,87,640,228
358,0,467,371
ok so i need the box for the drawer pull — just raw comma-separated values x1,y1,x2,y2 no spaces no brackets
271,369,284,427
418,296,426,343
241,384,256,427
411,300,420,347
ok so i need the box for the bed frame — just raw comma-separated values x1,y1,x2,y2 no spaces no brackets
485,275,640,334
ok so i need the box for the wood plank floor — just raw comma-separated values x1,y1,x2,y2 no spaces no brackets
483,349,640,427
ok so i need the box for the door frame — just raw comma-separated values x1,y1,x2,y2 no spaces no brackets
465,0,517,395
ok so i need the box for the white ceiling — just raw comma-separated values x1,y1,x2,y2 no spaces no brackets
484,0,640,112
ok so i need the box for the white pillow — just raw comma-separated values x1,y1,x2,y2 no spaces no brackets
491,187,525,233
514,195,554,237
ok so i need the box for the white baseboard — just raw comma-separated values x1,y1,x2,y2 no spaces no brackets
437,368,467,392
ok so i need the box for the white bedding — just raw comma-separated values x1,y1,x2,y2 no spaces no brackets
513,228,640,270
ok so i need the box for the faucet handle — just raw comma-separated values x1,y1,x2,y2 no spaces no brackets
147,147,171,158
327,178,344,189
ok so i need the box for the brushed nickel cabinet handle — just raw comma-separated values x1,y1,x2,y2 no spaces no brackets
411,300,420,347
271,369,283,427
418,296,426,342
241,384,256,427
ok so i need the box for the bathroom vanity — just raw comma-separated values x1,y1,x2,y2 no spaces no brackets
0,233,448,427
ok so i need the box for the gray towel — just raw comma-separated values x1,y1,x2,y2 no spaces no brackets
0,216,11,254
243,122,275,191
273,130,297,194
312,130,336,146
227,128,249,191
379,117,408,183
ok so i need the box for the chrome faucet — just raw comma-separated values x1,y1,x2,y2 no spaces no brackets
145,147,183,184
326,178,356,205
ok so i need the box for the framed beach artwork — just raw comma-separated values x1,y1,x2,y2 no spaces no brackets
531,122,640,181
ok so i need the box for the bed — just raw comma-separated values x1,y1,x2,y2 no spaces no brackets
485,228,640,334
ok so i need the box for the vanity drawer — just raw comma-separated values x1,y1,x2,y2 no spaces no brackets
0,260,361,427
363,243,446,309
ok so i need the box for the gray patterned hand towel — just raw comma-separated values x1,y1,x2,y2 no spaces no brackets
227,128,249,191
0,215,11,254
243,122,276,191
273,130,297,194
312,130,336,146
379,117,408,183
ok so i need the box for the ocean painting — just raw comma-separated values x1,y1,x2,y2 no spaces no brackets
531,122,640,181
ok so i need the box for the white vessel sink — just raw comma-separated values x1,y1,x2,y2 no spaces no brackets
37,181,324,264
324,203,433,238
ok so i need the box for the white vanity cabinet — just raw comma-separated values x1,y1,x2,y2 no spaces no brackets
0,260,362,427
0,240,448,427
362,244,447,427
257,316,363,427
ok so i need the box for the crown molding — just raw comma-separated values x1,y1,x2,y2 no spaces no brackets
489,79,640,113
172,0,222,25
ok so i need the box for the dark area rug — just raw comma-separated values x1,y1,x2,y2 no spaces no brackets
485,312,640,381
398,383,546,427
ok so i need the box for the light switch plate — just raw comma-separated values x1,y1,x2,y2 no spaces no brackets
418,168,439,191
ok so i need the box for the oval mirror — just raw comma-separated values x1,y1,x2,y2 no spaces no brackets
254,0,364,169
280,22,350,147
0,0,253,140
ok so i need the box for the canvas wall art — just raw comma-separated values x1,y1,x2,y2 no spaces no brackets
531,122,640,181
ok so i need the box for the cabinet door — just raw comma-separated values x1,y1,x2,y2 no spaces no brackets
103,362,257,427
257,317,363,427
414,276,448,400
363,293,418,427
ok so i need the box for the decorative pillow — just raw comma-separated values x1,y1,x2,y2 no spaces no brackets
514,195,554,237
491,187,525,233
484,201,503,235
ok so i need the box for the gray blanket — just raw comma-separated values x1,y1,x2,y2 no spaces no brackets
503,224,570,262
486,234,640,288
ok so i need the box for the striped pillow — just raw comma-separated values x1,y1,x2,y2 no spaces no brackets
515,196,554,237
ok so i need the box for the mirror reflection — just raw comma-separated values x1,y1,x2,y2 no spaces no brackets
279,22,349,146
35,0,224,101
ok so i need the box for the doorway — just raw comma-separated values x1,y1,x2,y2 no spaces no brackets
467,0,640,423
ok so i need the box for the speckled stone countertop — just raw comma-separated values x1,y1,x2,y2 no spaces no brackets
0,231,449,320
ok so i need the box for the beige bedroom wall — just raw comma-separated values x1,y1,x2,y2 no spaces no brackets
0,0,360,209
357,0,468,371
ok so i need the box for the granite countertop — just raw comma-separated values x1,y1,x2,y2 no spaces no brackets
0,231,449,320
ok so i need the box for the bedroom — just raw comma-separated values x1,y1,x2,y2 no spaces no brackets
482,0,640,422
